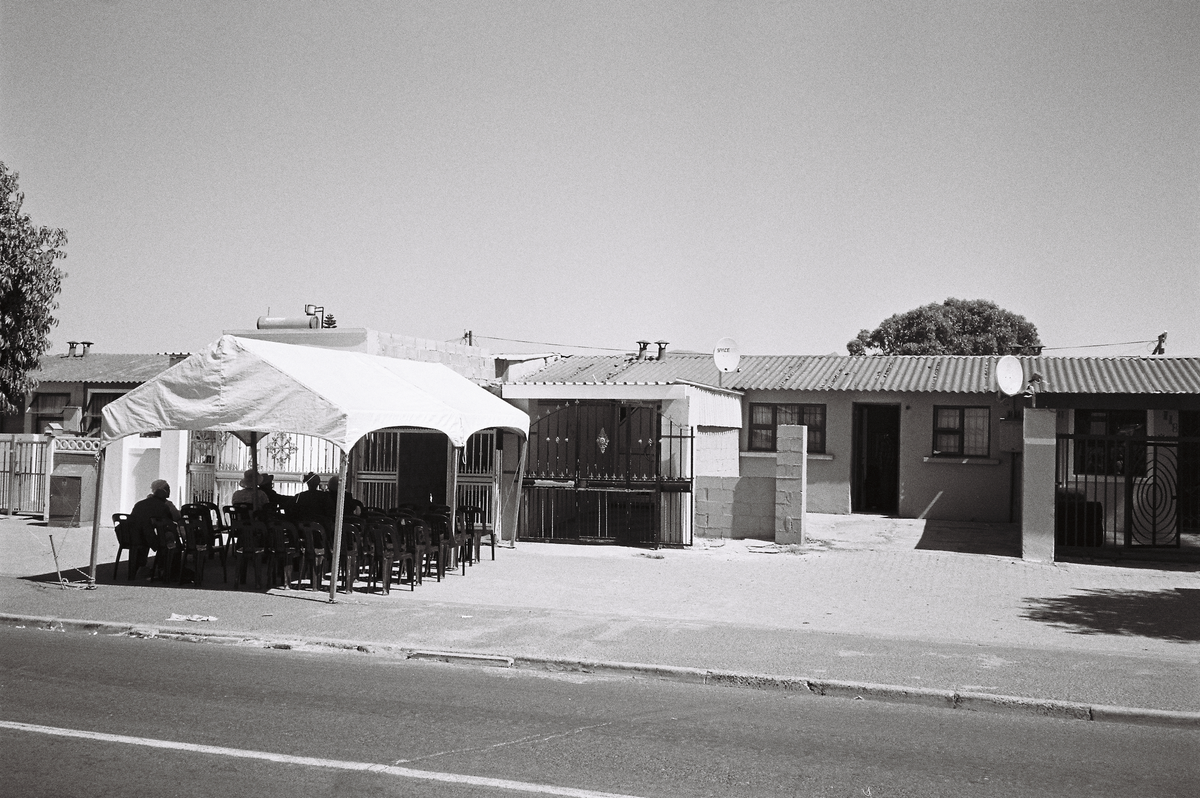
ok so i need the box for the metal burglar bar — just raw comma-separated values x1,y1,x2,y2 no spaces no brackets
0,435,50,515
520,401,693,546
1055,433,1195,549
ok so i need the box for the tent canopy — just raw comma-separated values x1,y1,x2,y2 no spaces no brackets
100,335,529,449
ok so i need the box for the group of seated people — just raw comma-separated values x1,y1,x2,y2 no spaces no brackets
229,468,363,527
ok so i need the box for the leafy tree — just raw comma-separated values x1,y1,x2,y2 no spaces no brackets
0,162,68,413
847,298,1041,356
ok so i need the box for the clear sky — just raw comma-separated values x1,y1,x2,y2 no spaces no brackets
2,1,1197,358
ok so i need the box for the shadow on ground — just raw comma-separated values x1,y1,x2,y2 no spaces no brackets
915,521,1020,557
1022,588,1200,642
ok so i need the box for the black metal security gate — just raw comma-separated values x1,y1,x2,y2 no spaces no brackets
520,400,693,546
1055,432,1200,549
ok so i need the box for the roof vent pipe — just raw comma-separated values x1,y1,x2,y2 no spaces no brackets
80,341,93,357
655,340,669,360
636,340,650,360
65,341,78,357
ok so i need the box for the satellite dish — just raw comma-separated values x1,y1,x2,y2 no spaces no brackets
996,355,1024,397
714,337,741,373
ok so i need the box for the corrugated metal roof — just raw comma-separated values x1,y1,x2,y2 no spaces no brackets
33,353,185,384
514,353,1200,395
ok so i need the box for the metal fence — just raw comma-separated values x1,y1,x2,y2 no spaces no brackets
1055,433,1198,548
0,434,51,515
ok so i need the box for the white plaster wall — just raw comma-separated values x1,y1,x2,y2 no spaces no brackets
694,427,739,477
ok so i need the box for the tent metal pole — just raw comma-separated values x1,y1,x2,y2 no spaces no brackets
88,447,107,586
327,450,348,604
507,436,528,547
249,432,259,475
449,445,461,572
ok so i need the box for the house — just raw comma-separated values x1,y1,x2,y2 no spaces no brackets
503,348,1200,559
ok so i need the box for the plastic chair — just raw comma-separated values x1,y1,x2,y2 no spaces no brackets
295,521,327,591
111,513,149,580
364,517,396,593
390,520,417,591
181,504,227,583
338,520,362,593
151,518,182,583
233,517,266,590
265,518,300,589
178,513,213,586
417,514,446,582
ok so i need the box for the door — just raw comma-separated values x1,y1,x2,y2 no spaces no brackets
852,404,900,514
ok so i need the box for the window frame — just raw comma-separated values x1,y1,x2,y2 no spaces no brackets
748,403,826,454
931,405,991,458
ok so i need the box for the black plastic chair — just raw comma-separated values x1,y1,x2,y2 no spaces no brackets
151,518,182,583
111,513,149,581
296,521,327,591
233,516,266,590
265,518,300,589
181,504,227,583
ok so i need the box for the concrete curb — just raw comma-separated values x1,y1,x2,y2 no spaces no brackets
5,612,1199,730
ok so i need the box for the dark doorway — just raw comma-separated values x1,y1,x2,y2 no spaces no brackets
853,404,900,514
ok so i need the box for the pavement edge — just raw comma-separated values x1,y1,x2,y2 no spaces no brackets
3,612,1198,730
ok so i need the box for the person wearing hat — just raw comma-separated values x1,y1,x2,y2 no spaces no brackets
125,479,182,578
231,469,269,516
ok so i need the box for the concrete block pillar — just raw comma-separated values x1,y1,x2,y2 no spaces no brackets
775,424,807,545
1021,409,1057,562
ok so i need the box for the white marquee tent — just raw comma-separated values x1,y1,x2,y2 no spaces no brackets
90,335,530,601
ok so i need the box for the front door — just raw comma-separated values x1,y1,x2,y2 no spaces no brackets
853,404,900,514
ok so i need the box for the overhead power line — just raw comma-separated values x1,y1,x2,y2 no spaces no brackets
466,333,630,353
1040,338,1157,352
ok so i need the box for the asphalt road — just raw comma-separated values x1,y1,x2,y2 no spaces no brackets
2,627,1196,798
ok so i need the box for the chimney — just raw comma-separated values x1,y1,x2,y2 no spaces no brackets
655,340,669,360
636,340,650,360
65,341,79,357
80,341,93,357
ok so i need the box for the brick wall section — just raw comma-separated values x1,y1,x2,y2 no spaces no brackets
775,424,807,544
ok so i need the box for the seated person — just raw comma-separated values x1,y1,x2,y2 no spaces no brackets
126,479,182,575
327,475,364,520
291,472,330,526
231,469,269,518
259,472,284,513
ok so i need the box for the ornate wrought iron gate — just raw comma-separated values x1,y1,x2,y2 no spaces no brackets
1054,432,1198,548
520,401,693,546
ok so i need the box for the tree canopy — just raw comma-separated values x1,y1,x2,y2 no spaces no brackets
847,298,1041,357
1,162,68,413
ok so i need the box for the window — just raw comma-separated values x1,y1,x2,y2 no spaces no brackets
84,392,123,436
1073,409,1146,476
30,393,70,434
932,406,990,457
748,403,826,453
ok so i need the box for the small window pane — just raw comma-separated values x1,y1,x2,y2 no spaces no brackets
777,406,801,426
935,408,960,430
751,405,773,425
935,433,959,453
750,429,774,450
963,408,989,456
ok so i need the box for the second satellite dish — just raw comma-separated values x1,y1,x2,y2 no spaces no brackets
714,338,741,373
995,355,1025,396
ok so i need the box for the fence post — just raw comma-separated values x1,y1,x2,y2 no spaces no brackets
7,446,16,516
42,437,55,522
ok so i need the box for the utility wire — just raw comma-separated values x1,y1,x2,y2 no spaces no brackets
1040,339,1156,351
465,334,630,353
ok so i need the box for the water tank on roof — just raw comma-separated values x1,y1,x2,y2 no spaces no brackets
256,316,320,330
